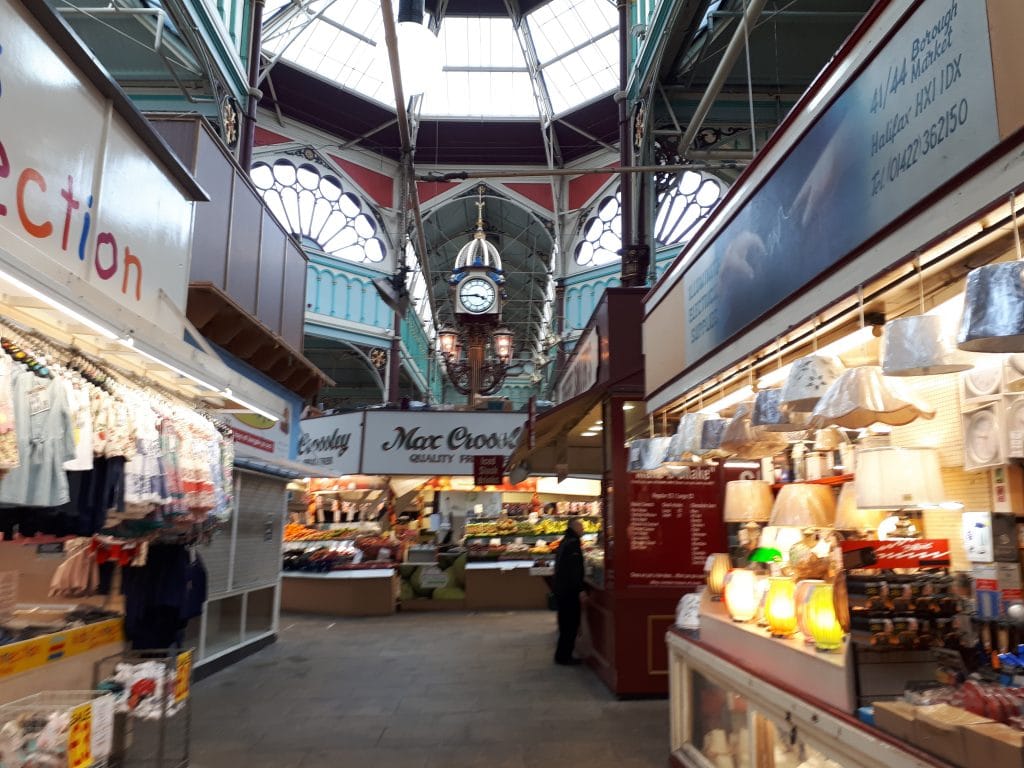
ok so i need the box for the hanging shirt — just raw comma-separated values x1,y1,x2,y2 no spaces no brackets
0,369,76,507
63,379,94,471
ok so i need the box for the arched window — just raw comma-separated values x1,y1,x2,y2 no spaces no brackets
572,171,726,267
654,170,724,246
573,193,621,267
250,159,386,264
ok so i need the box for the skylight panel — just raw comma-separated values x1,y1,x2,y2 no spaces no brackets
440,17,526,69
543,31,618,114
421,70,537,118
526,0,617,64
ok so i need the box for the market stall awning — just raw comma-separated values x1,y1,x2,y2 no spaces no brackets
506,389,605,479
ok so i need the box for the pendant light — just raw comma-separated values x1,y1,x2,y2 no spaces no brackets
754,342,808,431
883,258,974,375
958,192,1024,352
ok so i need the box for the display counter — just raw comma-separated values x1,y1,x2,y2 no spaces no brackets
280,569,397,617
464,561,549,610
666,626,950,768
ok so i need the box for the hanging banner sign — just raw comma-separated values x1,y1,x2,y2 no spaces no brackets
0,0,195,335
297,413,363,475
555,329,600,404
624,467,726,588
681,0,999,367
473,455,505,486
362,411,525,476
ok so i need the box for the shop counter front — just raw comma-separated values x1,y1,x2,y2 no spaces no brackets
667,625,952,768
464,560,550,610
280,569,397,617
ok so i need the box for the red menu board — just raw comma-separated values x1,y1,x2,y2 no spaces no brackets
625,466,726,588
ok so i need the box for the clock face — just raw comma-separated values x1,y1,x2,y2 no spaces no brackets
458,277,496,314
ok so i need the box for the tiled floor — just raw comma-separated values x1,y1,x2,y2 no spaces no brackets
190,611,669,768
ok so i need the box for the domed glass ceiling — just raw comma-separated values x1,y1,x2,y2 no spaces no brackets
260,0,618,119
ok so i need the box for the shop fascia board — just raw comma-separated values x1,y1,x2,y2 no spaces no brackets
0,243,287,421
646,133,1024,414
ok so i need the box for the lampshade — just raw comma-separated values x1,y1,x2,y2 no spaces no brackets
719,403,787,459
723,480,773,523
833,482,888,531
958,262,1024,353
700,418,728,453
677,413,710,457
723,569,758,622
627,437,672,471
854,447,945,508
812,427,844,452
664,432,687,463
795,579,825,645
806,582,845,651
883,315,974,375
769,483,836,527
752,388,808,432
765,576,798,637
808,365,936,428
780,355,845,412
704,553,731,597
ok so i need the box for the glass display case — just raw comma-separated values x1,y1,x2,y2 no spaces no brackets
668,628,943,768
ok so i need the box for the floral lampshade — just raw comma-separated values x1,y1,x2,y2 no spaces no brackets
752,388,808,432
808,366,936,429
780,355,845,412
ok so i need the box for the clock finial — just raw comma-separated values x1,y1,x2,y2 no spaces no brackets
474,185,486,239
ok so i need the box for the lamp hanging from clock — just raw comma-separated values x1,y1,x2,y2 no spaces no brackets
440,187,513,401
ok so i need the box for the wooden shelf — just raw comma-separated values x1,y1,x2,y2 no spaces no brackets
772,473,853,490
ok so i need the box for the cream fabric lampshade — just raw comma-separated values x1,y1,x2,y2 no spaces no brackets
833,482,887,530
723,480,774,523
769,483,836,527
883,315,973,376
958,262,1024,353
854,447,944,508
780,355,845,412
808,365,936,429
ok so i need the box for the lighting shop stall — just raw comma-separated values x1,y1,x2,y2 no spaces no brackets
507,288,729,696
0,0,291,714
641,0,1024,765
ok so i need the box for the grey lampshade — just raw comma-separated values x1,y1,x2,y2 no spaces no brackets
700,418,728,452
781,355,846,412
808,365,936,429
752,388,808,432
958,262,1024,353
883,315,974,375
677,413,710,457
720,403,787,459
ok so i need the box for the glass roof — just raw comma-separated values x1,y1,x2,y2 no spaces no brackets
261,0,619,119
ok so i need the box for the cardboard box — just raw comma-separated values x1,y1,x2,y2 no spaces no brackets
963,722,1024,768
911,704,994,768
874,700,916,741
963,512,1018,562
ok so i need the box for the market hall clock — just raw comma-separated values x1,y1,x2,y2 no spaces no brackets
457,276,497,315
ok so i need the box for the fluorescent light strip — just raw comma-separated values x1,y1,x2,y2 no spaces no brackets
129,342,223,393
0,269,118,340
223,388,280,423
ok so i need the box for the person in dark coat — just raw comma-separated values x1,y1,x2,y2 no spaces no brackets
553,517,586,665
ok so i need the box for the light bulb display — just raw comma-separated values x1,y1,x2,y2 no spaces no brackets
807,583,845,652
723,569,758,622
765,576,798,638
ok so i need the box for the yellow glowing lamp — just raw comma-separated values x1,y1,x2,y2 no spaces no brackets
765,576,798,638
705,553,731,598
795,579,825,645
723,568,759,623
807,582,845,652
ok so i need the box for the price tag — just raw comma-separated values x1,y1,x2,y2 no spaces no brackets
1011,430,1024,458
174,651,192,703
28,384,50,416
90,695,114,760
67,702,92,768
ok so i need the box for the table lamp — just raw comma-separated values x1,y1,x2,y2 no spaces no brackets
723,480,773,550
765,576,798,638
833,482,887,538
854,447,944,537
769,483,836,528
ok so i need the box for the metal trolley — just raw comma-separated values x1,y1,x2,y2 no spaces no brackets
0,690,116,768
93,649,193,768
